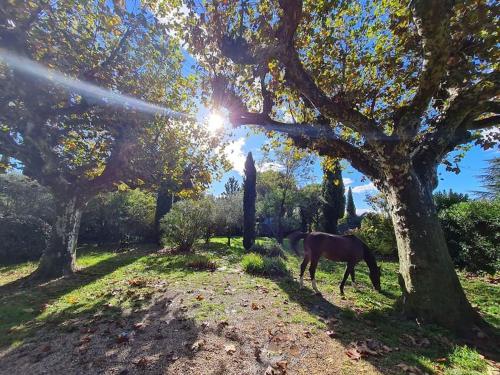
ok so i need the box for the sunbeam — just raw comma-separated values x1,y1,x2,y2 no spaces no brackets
0,48,191,120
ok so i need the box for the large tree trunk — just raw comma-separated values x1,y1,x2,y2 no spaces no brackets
384,167,480,333
34,195,83,280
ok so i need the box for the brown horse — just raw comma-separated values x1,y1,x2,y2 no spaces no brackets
289,231,381,295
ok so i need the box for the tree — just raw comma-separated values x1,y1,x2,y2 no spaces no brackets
184,0,499,332
260,139,313,243
0,2,221,279
223,176,241,196
298,183,322,232
433,190,469,212
346,187,356,218
214,192,243,246
321,159,345,233
243,152,257,250
476,157,500,199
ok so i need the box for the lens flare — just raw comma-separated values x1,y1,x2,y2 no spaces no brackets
207,112,224,133
0,48,190,120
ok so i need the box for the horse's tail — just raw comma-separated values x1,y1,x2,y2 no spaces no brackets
287,231,308,255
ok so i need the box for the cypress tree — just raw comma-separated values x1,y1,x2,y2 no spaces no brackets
243,152,256,250
321,161,345,234
346,186,356,217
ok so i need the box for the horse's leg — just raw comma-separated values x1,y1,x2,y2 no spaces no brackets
299,255,309,288
350,266,356,284
309,258,321,295
340,263,353,295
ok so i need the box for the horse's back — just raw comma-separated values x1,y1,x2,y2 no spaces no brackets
306,232,364,262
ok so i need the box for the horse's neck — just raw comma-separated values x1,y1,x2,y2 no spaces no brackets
363,248,377,272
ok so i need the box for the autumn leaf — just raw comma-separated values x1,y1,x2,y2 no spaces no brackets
224,344,236,355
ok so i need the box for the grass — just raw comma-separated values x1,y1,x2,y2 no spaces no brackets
0,237,497,374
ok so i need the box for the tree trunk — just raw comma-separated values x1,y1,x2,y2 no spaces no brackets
154,181,174,244
384,168,479,333
34,196,83,280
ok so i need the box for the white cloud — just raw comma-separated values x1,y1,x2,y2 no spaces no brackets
352,182,377,193
257,162,284,172
343,177,353,185
224,138,246,175
356,208,373,215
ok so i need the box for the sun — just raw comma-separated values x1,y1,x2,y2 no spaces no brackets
207,112,224,133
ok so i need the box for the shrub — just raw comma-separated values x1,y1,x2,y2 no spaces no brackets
0,215,51,264
160,199,210,252
241,253,289,277
185,254,218,271
250,239,286,258
356,213,397,255
439,199,499,274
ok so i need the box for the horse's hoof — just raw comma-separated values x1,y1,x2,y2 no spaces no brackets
314,292,323,297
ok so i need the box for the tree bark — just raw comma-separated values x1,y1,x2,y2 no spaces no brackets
33,195,83,280
384,167,480,333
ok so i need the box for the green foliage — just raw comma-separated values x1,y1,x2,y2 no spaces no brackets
0,174,55,224
439,200,499,274
250,239,285,258
476,157,500,200
356,213,397,255
346,187,356,218
321,160,345,234
445,346,488,375
160,199,211,251
80,189,156,244
0,216,51,264
297,183,322,232
241,253,289,277
434,190,469,212
243,152,257,250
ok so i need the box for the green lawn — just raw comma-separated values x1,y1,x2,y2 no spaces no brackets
0,238,498,374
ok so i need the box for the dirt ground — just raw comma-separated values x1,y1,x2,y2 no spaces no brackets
0,270,390,375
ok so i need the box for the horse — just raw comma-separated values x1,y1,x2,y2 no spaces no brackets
288,231,382,296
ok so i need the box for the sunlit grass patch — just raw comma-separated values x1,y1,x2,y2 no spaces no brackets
241,253,289,277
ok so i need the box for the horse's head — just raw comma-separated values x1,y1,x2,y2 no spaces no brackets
369,265,382,292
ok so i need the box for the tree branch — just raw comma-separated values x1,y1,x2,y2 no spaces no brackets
229,111,381,181
394,0,454,135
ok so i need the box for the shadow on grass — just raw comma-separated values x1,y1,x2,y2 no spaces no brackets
268,246,500,373
0,242,231,349
0,292,202,374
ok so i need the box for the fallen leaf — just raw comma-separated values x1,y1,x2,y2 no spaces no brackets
191,339,205,352
325,330,336,338
116,332,130,344
133,357,148,367
196,294,204,301
225,344,236,354
303,330,312,338
345,347,362,360
133,323,146,331
251,302,259,310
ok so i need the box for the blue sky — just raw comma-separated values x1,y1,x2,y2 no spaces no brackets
208,126,498,213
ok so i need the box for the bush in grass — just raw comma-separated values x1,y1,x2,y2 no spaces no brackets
185,254,218,271
250,239,286,258
439,199,499,274
160,199,210,252
241,253,289,276
0,215,51,264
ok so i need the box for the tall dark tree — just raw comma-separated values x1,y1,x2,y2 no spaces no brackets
243,152,256,250
185,0,498,332
346,187,356,218
321,160,345,234
154,180,176,243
